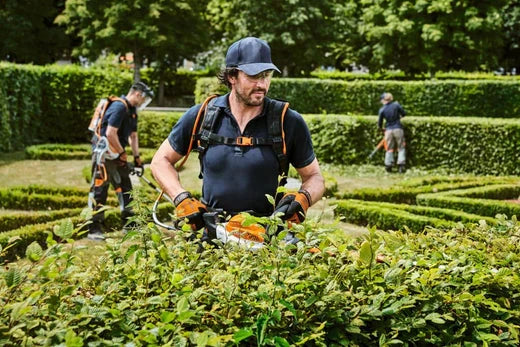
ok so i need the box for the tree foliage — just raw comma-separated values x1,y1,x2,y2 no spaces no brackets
205,0,512,76
2,0,520,77
333,0,508,75
0,0,71,64
500,0,520,72
56,0,211,82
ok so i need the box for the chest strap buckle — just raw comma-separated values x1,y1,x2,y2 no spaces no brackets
236,136,253,146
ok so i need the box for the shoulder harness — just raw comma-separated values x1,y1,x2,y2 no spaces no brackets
91,96,130,139
176,95,290,186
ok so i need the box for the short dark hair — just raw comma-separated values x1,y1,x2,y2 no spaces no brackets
217,68,239,89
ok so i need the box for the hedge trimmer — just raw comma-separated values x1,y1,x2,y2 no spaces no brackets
368,132,387,159
135,167,299,251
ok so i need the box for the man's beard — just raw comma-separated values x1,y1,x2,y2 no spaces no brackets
235,87,266,106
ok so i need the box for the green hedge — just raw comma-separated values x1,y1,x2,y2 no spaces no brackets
334,178,520,231
338,177,520,203
40,65,132,144
0,64,43,151
14,185,88,196
26,143,157,163
25,143,92,160
195,77,520,117
310,70,520,81
335,199,455,232
0,203,173,263
417,194,520,218
442,184,520,200
137,112,520,175
0,208,83,232
3,218,520,344
0,63,132,151
307,116,520,175
0,217,83,262
335,199,496,229
0,189,86,210
138,111,182,148
0,209,122,263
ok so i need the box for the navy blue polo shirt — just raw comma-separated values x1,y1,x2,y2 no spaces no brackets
378,101,406,130
100,96,137,148
168,94,316,214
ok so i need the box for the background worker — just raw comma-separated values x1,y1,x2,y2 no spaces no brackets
378,92,407,173
151,37,325,240
88,82,154,240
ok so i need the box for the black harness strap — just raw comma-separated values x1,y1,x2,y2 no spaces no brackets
265,99,289,178
203,133,277,146
195,97,220,154
193,96,290,188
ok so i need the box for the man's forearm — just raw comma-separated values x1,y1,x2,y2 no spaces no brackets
129,132,139,156
107,132,124,155
300,173,325,206
150,141,188,200
151,159,186,199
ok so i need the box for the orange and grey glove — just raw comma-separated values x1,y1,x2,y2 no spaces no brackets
174,191,207,230
274,189,312,224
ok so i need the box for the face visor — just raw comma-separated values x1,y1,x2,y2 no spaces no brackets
137,89,154,111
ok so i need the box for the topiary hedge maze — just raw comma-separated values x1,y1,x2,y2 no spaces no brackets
334,175,520,232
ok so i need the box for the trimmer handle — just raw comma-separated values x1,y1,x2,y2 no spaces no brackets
128,163,144,177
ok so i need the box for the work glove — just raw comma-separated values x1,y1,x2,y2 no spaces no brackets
133,155,143,169
115,151,128,167
174,191,207,230
274,189,312,224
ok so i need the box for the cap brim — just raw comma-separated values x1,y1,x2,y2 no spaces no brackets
238,63,281,76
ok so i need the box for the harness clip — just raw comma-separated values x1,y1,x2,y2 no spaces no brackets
236,136,253,146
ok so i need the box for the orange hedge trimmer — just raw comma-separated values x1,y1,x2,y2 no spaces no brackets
368,136,387,159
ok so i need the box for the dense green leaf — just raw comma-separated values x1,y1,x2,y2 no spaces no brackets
25,242,43,262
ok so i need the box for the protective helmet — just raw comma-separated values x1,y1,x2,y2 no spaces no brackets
131,82,154,110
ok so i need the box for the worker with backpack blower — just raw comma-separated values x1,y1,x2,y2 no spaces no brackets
150,37,325,246
87,82,154,241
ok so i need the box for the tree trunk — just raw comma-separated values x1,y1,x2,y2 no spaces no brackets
158,78,165,106
133,49,142,83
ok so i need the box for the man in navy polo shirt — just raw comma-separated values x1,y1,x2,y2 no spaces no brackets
151,37,325,236
88,82,153,241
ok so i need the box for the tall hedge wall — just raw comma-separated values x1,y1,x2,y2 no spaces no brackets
135,111,520,176
40,65,132,143
307,115,520,175
138,111,182,148
0,64,43,151
0,63,132,151
195,77,520,117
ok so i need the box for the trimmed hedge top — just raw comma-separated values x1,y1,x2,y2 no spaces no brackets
196,77,520,117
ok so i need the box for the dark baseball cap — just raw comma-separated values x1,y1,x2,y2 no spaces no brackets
225,37,281,76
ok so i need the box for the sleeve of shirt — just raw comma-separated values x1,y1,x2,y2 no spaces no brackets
378,107,384,128
106,101,127,128
397,102,406,117
167,104,203,155
283,109,316,169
